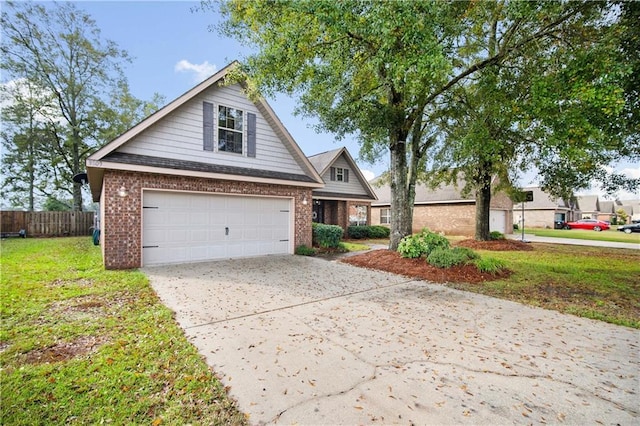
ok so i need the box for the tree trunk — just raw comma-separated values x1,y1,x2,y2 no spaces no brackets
389,138,412,250
72,131,83,211
475,171,492,241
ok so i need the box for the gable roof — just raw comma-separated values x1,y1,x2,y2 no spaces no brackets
372,177,476,206
513,186,572,210
307,147,377,200
599,200,616,214
576,195,600,212
86,62,323,201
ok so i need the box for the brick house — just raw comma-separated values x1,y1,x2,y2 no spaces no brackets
512,186,578,228
86,62,324,269
307,147,377,230
370,178,513,236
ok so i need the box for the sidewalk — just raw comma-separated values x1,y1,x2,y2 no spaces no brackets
508,233,640,250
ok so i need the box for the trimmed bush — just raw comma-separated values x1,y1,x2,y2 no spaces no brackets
475,257,507,274
312,223,344,248
490,231,506,240
369,225,391,238
295,245,316,256
397,228,450,258
427,247,478,268
347,225,390,239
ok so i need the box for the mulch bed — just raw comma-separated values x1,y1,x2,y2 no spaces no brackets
340,239,532,283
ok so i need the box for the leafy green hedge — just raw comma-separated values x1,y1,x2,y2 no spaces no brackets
397,229,450,258
347,225,390,239
312,223,344,248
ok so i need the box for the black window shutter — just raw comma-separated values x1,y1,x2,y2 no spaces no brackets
203,101,214,151
344,169,349,183
330,167,335,181
247,112,256,158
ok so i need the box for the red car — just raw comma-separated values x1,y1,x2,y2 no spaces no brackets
564,219,610,231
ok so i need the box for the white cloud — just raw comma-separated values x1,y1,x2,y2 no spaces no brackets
361,170,375,181
174,60,217,83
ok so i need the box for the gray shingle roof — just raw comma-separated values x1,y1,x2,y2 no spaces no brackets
576,195,599,212
513,186,571,210
372,179,475,206
307,148,342,175
103,152,318,183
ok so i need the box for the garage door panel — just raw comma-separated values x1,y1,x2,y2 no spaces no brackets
490,210,506,233
143,191,291,266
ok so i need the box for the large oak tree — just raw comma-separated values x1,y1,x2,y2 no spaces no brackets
1,2,160,211
214,0,637,245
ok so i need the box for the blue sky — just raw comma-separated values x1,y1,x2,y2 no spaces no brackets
77,0,384,179
8,1,638,198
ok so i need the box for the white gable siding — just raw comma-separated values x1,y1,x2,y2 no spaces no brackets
117,84,305,175
322,156,368,195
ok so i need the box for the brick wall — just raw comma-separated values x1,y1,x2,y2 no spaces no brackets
102,170,312,269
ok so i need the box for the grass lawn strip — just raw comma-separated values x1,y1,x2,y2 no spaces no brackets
1,237,247,425
444,243,639,328
525,227,640,243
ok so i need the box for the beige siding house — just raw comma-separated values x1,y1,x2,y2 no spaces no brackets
86,62,324,269
307,147,377,230
513,187,578,228
371,178,513,236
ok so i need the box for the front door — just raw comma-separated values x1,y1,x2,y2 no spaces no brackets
312,200,324,223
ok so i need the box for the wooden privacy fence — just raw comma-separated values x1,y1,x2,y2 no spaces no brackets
1,211,95,237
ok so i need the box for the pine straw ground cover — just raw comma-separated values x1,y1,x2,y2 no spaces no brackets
0,237,246,425
341,240,640,329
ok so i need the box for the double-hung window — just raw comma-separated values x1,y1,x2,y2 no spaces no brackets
380,208,391,224
218,105,243,154
330,166,349,182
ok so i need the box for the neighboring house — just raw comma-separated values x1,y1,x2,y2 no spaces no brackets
370,178,513,236
597,200,616,223
576,195,600,219
86,62,324,269
625,200,640,223
307,147,377,230
616,199,640,224
512,186,578,228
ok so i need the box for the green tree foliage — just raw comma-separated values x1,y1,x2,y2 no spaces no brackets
1,79,56,210
214,0,636,245
1,2,161,211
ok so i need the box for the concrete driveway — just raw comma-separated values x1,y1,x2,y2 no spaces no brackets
145,256,639,425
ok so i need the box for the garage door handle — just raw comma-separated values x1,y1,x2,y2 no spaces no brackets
225,227,229,236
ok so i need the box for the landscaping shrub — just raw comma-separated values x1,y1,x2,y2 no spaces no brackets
490,231,506,240
397,228,450,258
474,257,507,274
312,223,343,248
347,225,390,239
295,245,316,256
369,225,390,238
427,247,478,268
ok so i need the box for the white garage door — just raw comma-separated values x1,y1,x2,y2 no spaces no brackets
489,210,506,234
142,191,291,266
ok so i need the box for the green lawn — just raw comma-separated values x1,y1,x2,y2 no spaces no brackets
523,227,640,243
0,237,246,425
449,243,640,328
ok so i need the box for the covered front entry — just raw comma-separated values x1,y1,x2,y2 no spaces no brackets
142,190,291,266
